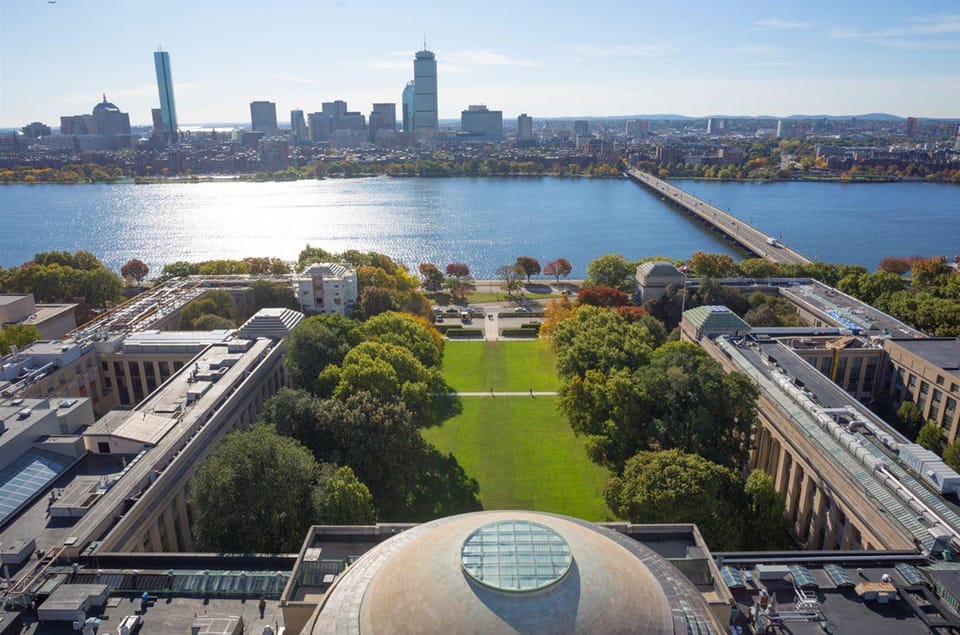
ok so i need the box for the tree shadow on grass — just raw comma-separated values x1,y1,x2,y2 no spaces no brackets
432,390,463,426
408,449,483,521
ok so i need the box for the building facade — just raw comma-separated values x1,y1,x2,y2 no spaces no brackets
460,105,502,140
290,109,308,142
153,50,179,145
296,263,358,316
413,49,438,141
250,101,279,135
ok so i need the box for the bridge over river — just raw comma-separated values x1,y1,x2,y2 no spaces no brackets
626,169,811,265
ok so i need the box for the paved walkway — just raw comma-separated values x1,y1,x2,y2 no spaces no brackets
445,391,558,397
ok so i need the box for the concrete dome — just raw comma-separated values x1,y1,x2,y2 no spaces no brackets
311,511,718,634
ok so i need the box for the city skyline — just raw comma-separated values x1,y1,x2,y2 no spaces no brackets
1,0,960,128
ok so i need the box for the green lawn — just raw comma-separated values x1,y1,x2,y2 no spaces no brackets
442,340,560,392
423,397,613,520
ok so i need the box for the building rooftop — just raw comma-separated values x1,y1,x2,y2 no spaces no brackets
684,305,751,334
889,338,960,378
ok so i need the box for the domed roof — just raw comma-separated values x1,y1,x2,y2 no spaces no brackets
311,511,719,634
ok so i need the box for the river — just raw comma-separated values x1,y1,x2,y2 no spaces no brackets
0,177,956,277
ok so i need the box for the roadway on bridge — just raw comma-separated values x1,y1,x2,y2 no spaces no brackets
626,169,811,266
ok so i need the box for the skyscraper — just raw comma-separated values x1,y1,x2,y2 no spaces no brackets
413,48,438,141
290,110,308,142
402,81,415,132
250,101,279,135
153,50,179,145
517,114,533,142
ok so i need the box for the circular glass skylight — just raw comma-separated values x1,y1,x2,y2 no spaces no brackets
460,520,573,592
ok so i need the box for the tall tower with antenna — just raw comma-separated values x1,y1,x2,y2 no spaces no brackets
413,42,438,142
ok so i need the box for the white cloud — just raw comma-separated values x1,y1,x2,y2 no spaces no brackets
569,44,671,58
442,49,542,68
755,18,814,30
830,13,960,46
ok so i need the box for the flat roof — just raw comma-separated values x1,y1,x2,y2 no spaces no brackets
0,450,76,528
84,411,178,445
726,561,953,635
889,338,960,376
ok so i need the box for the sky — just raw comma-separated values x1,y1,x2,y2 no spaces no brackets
1,0,959,128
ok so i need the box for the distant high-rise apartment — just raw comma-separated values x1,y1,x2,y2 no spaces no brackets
573,120,589,137
461,105,502,140
290,110,308,142
250,101,279,135
517,114,534,142
370,103,397,132
308,112,331,142
413,48,438,141
776,120,785,138
905,116,919,137
955,123,960,151
402,81,415,132
625,119,648,136
153,50,179,145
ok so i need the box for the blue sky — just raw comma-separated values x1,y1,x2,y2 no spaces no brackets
1,0,958,127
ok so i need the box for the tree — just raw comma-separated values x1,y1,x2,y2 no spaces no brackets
361,311,443,368
314,465,377,524
577,284,630,308
445,263,470,280
543,258,573,283
917,421,944,452
944,440,960,472
604,450,745,550
245,279,298,316
586,254,634,291
190,314,237,330
879,256,913,275
321,341,446,425
283,314,360,392
358,286,396,319
897,401,924,437
744,470,789,549
297,244,335,269
120,258,149,284
77,267,124,308
0,324,40,355
178,290,236,329
159,261,200,280
311,393,430,518
189,425,325,552
553,305,663,378
688,251,736,278
738,258,779,279
496,264,522,297
418,263,444,289
514,256,541,282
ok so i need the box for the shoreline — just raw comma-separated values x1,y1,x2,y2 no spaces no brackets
2,173,955,186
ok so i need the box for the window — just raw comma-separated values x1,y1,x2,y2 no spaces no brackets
952,383,959,394
97,442,110,453
909,374,917,388
933,389,943,404
920,382,930,395
946,397,957,413
937,375,945,386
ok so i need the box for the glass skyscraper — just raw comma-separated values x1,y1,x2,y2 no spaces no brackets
153,50,178,145
413,48,437,141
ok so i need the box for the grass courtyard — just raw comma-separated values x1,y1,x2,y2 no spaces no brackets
441,340,561,392
423,341,613,520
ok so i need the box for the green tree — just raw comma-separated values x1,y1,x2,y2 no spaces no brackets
361,311,443,368
738,258,780,279
283,314,360,392
917,421,944,452
159,261,200,280
688,251,737,278
189,425,324,552
0,324,40,355
190,314,237,330
259,388,323,451
120,258,149,284
514,256,541,282
77,267,124,308
245,279,298,316
553,305,663,378
604,450,745,550
178,290,236,329
314,465,377,524
944,440,960,472
358,286,396,319
744,470,789,549
897,401,924,437
586,253,635,291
